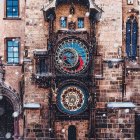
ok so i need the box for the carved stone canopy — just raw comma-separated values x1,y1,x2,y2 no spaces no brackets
43,0,102,12
43,0,103,21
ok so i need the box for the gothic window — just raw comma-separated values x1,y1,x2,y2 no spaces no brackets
78,18,84,28
6,38,20,64
68,125,76,140
6,0,19,18
126,16,138,60
36,58,47,74
60,17,67,28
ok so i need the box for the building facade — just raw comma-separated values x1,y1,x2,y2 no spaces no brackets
0,0,140,139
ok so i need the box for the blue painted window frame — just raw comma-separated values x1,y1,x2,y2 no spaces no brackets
60,17,67,28
6,38,20,64
126,17,138,60
78,17,84,28
6,0,19,18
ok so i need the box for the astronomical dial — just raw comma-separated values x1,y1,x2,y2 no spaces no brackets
55,39,89,74
57,85,89,115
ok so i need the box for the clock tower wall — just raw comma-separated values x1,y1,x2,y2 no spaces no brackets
55,120,89,139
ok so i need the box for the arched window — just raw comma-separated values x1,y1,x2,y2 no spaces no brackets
68,125,76,140
126,16,138,60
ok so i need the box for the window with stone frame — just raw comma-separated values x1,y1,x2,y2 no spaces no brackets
78,17,84,28
60,17,67,28
6,0,19,18
126,16,138,60
36,58,48,74
6,38,20,64
127,0,133,5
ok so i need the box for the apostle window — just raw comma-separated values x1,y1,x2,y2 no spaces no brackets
78,18,84,28
60,17,67,28
126,16,138,60
6,0,19,18
6,38,20,64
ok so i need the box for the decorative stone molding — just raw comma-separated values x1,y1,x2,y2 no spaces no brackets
0,82,22,113
107,102,136,108
43,0,103,22
23,103,41,109
43,0,102,12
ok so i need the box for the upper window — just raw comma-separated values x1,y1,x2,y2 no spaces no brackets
60,17,67,28
126,16,138,60
6,0,19,18
78,18,84,28
127,0,133,4
6,38,20,64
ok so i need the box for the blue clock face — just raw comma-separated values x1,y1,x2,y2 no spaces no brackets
55,39,89,74
57,85,89,115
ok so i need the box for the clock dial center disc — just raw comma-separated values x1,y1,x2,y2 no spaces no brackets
57,85,89,115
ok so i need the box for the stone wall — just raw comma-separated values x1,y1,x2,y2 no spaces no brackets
96,0,122,58
96,108,135,140
0,0,25,138
55,120,88,140
0,0,25,92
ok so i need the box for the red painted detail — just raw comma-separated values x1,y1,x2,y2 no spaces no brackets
77,56,84,71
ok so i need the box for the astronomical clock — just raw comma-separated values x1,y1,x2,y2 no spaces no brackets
55,39,89,75
57,84,89,115
41,0,102,138
54,37,91,118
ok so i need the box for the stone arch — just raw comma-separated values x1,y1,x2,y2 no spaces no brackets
0,82,22,139
0,82,21,113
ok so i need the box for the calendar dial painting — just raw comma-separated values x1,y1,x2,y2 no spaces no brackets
55,39,89,74
57,85,89,115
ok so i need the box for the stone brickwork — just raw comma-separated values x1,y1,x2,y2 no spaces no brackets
126,70,140,104
55,120,88,140
96,108,135,140
95,0,122,58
